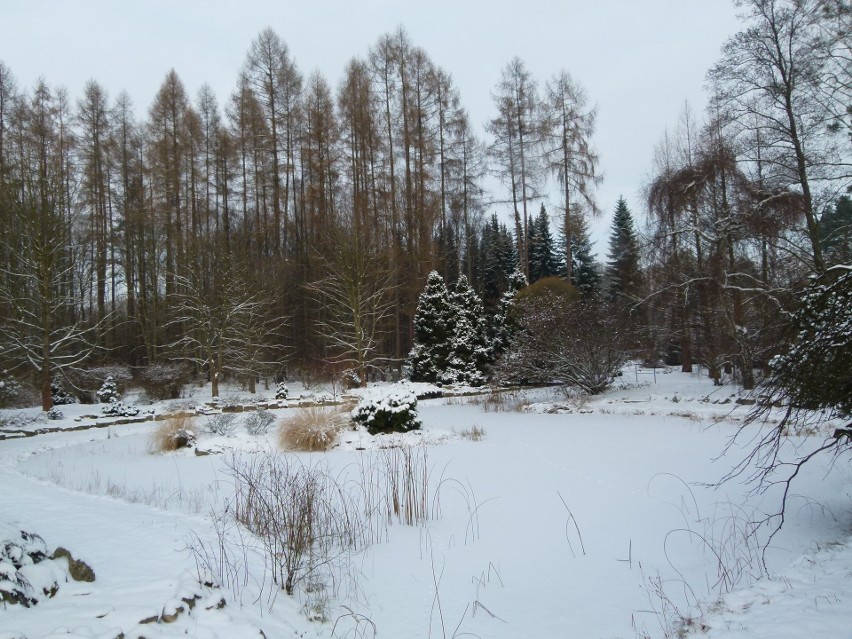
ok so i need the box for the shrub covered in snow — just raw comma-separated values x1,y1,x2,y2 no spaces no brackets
498,295,630,394
351,387,421,435
0,369,21,408
50,379,76,405
764,269,852,417
275,381,289,400
340,368,362,390
203,413,238,436
1,528,51,606
138,363,189,401
96,376,121,403
244,409,275,435
45,407,63,421
101,400,140,417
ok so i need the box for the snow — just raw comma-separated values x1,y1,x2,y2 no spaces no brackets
0,369,849,638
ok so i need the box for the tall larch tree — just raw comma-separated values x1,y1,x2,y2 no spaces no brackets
541,70,601,286
488,57,543,277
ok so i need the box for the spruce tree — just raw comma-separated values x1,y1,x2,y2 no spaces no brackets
820,195,852,266
606,197,642,302
570,217,600,298
408,271,453,383
478,213,517,304
491,267,528,360
444,275,489,386
528,204,560,284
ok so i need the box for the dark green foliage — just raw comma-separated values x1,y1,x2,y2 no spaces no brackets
50,379,76,405
351,388,421,435
477,214,517,305
527,204,560,284
561,216,600,297
275,381,289,399
606,197,642,302
490,267,527,359
0,369,21,407
820,195,852,266
764,269,852,418
96,376,120,403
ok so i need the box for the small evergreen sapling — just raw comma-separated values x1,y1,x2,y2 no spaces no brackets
96,376,120,403
50,379,76,405
275,382,289,400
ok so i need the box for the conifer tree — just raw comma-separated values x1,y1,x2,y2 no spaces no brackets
528,204,560,284
567,216,600,298
444,275,489,386
408,272,453,383
606,197,642,303
491,267,527,360
478,213,516,304
820,195,852,267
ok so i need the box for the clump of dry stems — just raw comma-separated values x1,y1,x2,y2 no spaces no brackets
458,424,486,441
150,415,196,452
279,407,349,451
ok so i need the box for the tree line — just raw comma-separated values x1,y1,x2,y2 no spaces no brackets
0,26,604,408
0,0,849,411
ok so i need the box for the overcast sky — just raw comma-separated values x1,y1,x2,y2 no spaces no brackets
2,0,742,255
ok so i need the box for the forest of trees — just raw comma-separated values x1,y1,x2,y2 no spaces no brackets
0,0,849,410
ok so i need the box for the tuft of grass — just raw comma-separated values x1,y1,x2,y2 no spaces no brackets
151,415,197,452
279,407,349,451
457,424,486,441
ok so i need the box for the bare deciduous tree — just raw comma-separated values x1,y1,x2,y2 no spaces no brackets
541,70,601,286
308,225,395,386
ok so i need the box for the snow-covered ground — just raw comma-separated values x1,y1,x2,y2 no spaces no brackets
1,368,849,638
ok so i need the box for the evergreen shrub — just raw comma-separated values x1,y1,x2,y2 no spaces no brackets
351,387,421,435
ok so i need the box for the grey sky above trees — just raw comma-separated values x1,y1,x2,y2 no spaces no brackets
1,0,740,251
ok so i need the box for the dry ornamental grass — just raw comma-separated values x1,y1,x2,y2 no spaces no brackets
279,407,350,452
150,415,197,452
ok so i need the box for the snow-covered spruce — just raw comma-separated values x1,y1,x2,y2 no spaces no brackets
351,387,421,435
50,379,76,405
275,381,289,400
408,272,489,386
96,376,120,404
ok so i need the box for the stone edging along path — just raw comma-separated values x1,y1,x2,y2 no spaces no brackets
0,386,512,441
